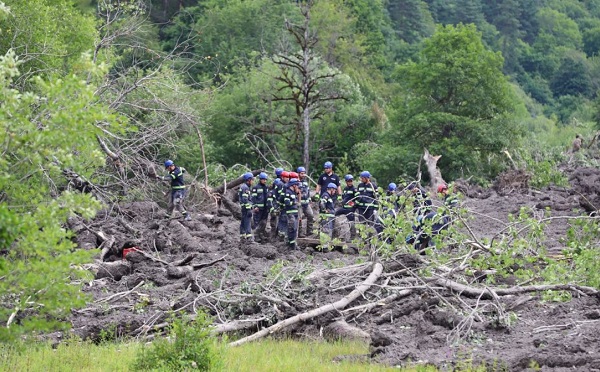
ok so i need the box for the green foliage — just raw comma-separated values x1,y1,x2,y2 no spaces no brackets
132,314,222,372
388,23,524,181
0,51,120,340
0,0,97,80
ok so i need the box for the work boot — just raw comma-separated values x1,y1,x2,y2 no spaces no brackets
184,214,192,221
288,243,297,250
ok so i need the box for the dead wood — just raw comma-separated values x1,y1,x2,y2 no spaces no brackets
423,148,445,190
323,320,371,343
342,290,413,314
229,262,383,347
211,318,266,335
434,278,598,298
211,170,263,195
171,253,199,267
167,255,227,279
306,262,372,282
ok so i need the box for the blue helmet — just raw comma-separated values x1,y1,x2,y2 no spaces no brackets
274,178,283,186
388,182,397,191
344,174,354,181
259,172,268,180
324,161,333,169
288,178,299,186
327,183,337,189
297,166,306,173
243,172,254,181
275,168,283,177
164,159,174,168
360,171,371,178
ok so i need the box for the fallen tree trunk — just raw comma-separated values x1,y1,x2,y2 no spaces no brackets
211,170,263,195
434,278,598,299
229,262,384,347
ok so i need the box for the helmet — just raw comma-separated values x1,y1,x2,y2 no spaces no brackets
281,171,290,178
288,178,299,186
437,184,448,193
243,172,254,181
275,168,283,177
289,172,299,179
344,174,354,181
164,159,174,168
388,183,397,191
274,178,283,186
327,183,337,189
259,172,268,180
297,166,306,173
360,171,371,179
324,161,333,169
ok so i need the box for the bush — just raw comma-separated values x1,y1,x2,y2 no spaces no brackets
132,313,222,371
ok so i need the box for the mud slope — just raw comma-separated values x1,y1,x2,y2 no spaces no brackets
67,166,600,371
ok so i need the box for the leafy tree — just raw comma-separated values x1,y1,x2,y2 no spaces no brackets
0,51,121,340
583,26,600,56
0,0,97,83
550,54,593,98
386,0,435,44
390,24,524,180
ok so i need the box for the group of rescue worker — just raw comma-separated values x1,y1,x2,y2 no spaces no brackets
236,161,459,251
156,159,458,251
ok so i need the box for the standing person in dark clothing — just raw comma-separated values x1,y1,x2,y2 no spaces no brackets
252,172,270,242
297,166,315,237
268,168,284,240
355,171,378,226
157,160,191,221
314,161,342,199
319,183,338,238
238,172,254,243
276,171,290,240
335,174,358,240
283,178,301,249
407,181,432,218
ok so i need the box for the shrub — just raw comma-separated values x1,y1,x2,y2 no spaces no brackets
132,313,222,371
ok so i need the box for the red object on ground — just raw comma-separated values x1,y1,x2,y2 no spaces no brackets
122,247,141,259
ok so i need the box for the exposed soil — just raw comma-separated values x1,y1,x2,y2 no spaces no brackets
64,165,600,371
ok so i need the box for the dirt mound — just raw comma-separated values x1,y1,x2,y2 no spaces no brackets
66,165,600,371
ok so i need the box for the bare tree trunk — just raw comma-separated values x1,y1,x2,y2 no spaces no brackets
423,148,445,189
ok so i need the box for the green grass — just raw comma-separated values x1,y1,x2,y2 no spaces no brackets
0,338,438,372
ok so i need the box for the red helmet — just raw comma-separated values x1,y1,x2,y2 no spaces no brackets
437,184,448,193
281,171,290,178
289,172,299,179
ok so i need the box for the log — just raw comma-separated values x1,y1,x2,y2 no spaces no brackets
323,320,371,343
306,262,371,282
434,278,598,299
211,318,265,335
211,170,263,195
229,262,383,347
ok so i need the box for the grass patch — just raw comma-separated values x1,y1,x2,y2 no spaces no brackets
1,338,440,371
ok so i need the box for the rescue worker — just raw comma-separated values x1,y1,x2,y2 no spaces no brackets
276,171,290,240
572,134,582,152
407,181,432,218
355,171,378,226
157,160,191,221
238,172,254,243
314,161,342,199
283,178,301,249
319,183,337,238
297,166,315,237
335,174,357,240
269,168,284,239
252,172,270,242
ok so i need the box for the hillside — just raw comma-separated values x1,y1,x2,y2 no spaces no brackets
63,164,600,371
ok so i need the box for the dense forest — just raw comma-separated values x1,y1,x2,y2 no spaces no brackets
1,0,600,341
